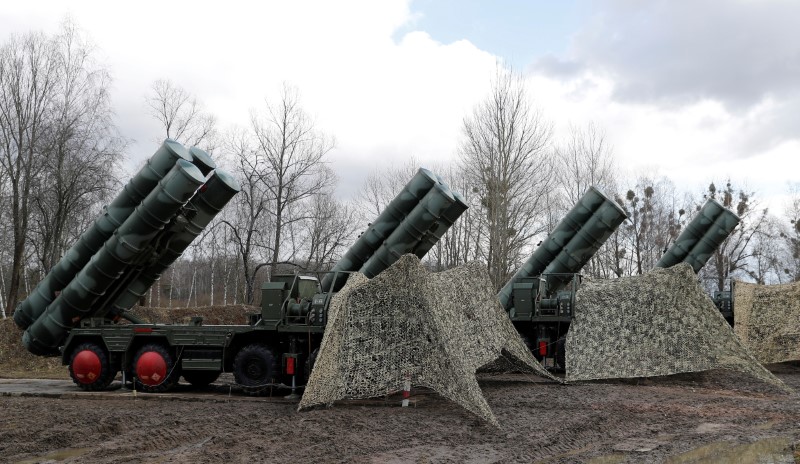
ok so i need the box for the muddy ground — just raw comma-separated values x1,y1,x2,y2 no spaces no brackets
3,308,800,463
1,365,799,463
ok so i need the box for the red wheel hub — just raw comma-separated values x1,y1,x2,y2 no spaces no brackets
136,351,168,386
72,350,102,384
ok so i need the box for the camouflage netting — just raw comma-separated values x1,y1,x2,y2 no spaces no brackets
734,280,800,364
566,264,790,392
298,254,557,425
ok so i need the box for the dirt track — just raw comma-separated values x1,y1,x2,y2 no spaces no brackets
2,364,800,463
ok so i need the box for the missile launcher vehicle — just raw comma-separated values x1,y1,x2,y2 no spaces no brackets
654,198,740,326
498,186,628,368
500,191,739,370
15,146,467,394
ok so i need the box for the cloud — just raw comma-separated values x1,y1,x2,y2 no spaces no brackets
526,0,800,175
536,0,800,109
0,1,499,199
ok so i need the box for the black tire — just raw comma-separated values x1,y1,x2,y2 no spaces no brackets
556,337,566,371
68,342,116,391
304,348,319,384
182,370,221,388
233,344,276,395
132,343,180,393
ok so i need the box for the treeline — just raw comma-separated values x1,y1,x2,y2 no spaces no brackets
0,24,798,317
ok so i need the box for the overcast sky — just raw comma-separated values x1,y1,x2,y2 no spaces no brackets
1,0,797,214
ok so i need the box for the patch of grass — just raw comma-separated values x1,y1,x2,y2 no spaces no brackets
0,318,64,379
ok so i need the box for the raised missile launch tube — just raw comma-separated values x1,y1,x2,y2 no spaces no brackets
412,190,469,259
359,183,456,278
655,199,724,269
542,198,628,292
320,168,440,293
684,209,740,271
14,139,192,329
655,199,740,273
497,186,627,310
23,160,205,355
188,146,216,176
103,169,241,316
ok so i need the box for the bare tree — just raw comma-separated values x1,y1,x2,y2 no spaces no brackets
459,66,554,289
30,22,123,273
249,84,335,268
780,184,800,282
745,215,785,284
220,85,335,303
0,31,59,313
617,177,684,276
700,181,768,292
295,191,357,272
221,128,275,303
554,122,619,277
146,79,217,149
556,122,616,204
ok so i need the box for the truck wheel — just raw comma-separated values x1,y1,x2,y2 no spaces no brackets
182,370,221,388
233,344,275,395
68,342,116,391
133,344,179,393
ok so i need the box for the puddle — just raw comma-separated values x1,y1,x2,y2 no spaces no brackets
754,419,781,431
665,437,794,464
15,447,92,463
694,423,727,434
587,454,626,464
613,438,663,452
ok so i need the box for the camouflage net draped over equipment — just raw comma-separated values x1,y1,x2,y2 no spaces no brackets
734,280,800,364
299,255,557,425
566,264,789,392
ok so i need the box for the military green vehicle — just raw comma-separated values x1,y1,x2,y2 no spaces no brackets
501,193,739,369
498,187,628,368
712,284,735,326
14,140,467,394
654,198,740,326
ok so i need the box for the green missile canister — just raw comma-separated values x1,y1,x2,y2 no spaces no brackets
23,160,205,355
683,208,740,272
497,186,619,310
359,183,455,278
412,189,469,259
188,146,216,175
655,199,740,273
320,168,440,293
104,169,240,316
542,195,628,292
14,139,192,329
